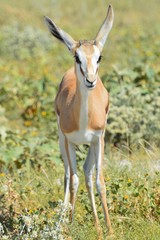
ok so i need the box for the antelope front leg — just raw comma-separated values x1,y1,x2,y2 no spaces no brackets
65,138,79,221
94,136,113,236
83,144,102,237
58,127,70,205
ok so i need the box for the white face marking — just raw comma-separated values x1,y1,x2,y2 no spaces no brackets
75,44,101,89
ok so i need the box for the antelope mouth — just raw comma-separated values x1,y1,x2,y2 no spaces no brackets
85,78,97,89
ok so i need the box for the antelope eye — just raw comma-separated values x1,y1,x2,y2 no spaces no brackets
97,55,102,64
75,55,81,64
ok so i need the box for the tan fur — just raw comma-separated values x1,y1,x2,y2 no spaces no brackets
55,67,109,133
81,43,95,56
88,79,109,130
55,67,80,133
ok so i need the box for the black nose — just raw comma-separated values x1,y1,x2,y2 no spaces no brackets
86,79,93,85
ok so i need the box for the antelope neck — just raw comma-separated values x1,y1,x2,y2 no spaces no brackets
74,70,90,130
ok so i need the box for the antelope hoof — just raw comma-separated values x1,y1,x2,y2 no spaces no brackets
106,228,115,239
95,222,103,240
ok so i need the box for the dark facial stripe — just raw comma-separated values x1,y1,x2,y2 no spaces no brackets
80,65,85,77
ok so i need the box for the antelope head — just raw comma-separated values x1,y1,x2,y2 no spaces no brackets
45,5,114,89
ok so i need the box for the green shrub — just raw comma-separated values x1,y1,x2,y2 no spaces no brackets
104,64,160,146
0,24,53,60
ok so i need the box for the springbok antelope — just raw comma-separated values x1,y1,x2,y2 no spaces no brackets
45,4,114,237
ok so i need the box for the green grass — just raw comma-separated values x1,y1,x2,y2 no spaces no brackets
0,146,160,239
0,0,160,239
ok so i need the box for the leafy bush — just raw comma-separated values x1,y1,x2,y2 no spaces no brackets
0,24,53,59
104,64,160,146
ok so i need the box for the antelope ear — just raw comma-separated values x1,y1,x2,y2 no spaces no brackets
44,16,77,52
95,5,114,51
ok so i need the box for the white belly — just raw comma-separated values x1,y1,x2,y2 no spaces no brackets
65,129,103,145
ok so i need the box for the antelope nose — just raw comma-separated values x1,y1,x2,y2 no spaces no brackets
85,77,97,89
86,78,94,85
86,74,96,83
